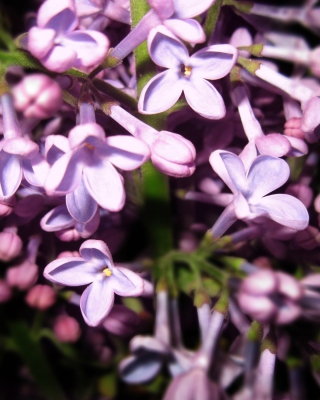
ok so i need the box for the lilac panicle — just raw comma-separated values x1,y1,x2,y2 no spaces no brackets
44,240,145,326
138,26,238,119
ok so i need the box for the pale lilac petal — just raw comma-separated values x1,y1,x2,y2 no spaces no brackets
83,162,125,212
151,154,195,177
138,70,183,114
148,26,189,68
61,30,109,68
76,209,100,238
43,257,97,286
229,28,252,57
45,149,84,196
38,0,77,33
164,18,205,43
171,0,215,19
3,138,39,159
0,152,22,198
66,179,97,223
41,45,77,73
183,77,226,119
75,0,102,17
40,205,75,231
45,135,70,164
252,194,309,230
119,354,163,384
285,136,308,157
234,192,251,220
68,123,105,149
27,27,56,59
191,45,238,80
80,278,114,326
239,140,258,171
110,266,144,296
80,239,113,264
209,151,242,195
255,134,291,158
247,156,290,201
102,136,150,170
219,152,247,194
23,154,50,187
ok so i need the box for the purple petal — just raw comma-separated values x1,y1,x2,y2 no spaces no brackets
247,156,290,201
191,45,238,80
23,154,50,187
76,209,100,238
44,257,98,286
252,194,309,230
45,135,70,164
68,123,105,150
285,136,308,157
102,136,150,170
61,30,109,69
40,204,74,231
45,149,83,196
80,239,113,265
119,353,163,384
138,70,183,114
183,77,226,119
38,0,77,33
41,45,77,73
27,27,56,59
0,152,22,198
3,138,39,159
148,26,189,68
209,151,243,195
66,178,97,223
164,18,205,44
255,134,291,157
219,152,247,194
80,278,114,326
148,0,174,19
172,0,215,19
83,161,125,212
110,266,144,297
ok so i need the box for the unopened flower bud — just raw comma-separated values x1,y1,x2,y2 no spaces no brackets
284,117,305,139
6,260,38,290
0,231,23,262
238,270,302,324
13,74,62,119
25,284,56,310
0,280,12,303
55,228,81,242
53,315,81,343
151,131,196,177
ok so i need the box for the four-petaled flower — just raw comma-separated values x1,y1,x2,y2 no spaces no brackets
44,240,145,326
209,150,309,237
138,26,238,119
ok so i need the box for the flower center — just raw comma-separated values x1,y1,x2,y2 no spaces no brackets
181,65,192,78
103,267,112,277
84,143,95,151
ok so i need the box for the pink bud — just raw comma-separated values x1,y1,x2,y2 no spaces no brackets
0,280,12,302
284,117,305,139
0,231,23,262
6,261,38,290
13,74,63,119
151,131,196,177
55,229,81,242
25,284,56,310
57,251,80,259
53,315,81,343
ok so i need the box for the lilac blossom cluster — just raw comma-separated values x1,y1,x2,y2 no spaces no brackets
1,0,320,398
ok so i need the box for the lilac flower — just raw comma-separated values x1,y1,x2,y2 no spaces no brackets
44,122,150,213
0,94,50,199
27,0,109,72
138,27,238,119
74,0,130,25
44,240,144,326
209,150,309,237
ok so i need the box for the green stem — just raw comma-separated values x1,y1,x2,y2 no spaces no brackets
131,0,173,258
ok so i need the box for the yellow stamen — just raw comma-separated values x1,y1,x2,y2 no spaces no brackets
184,66,192,77
84,143,95,151
103,267,112,277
